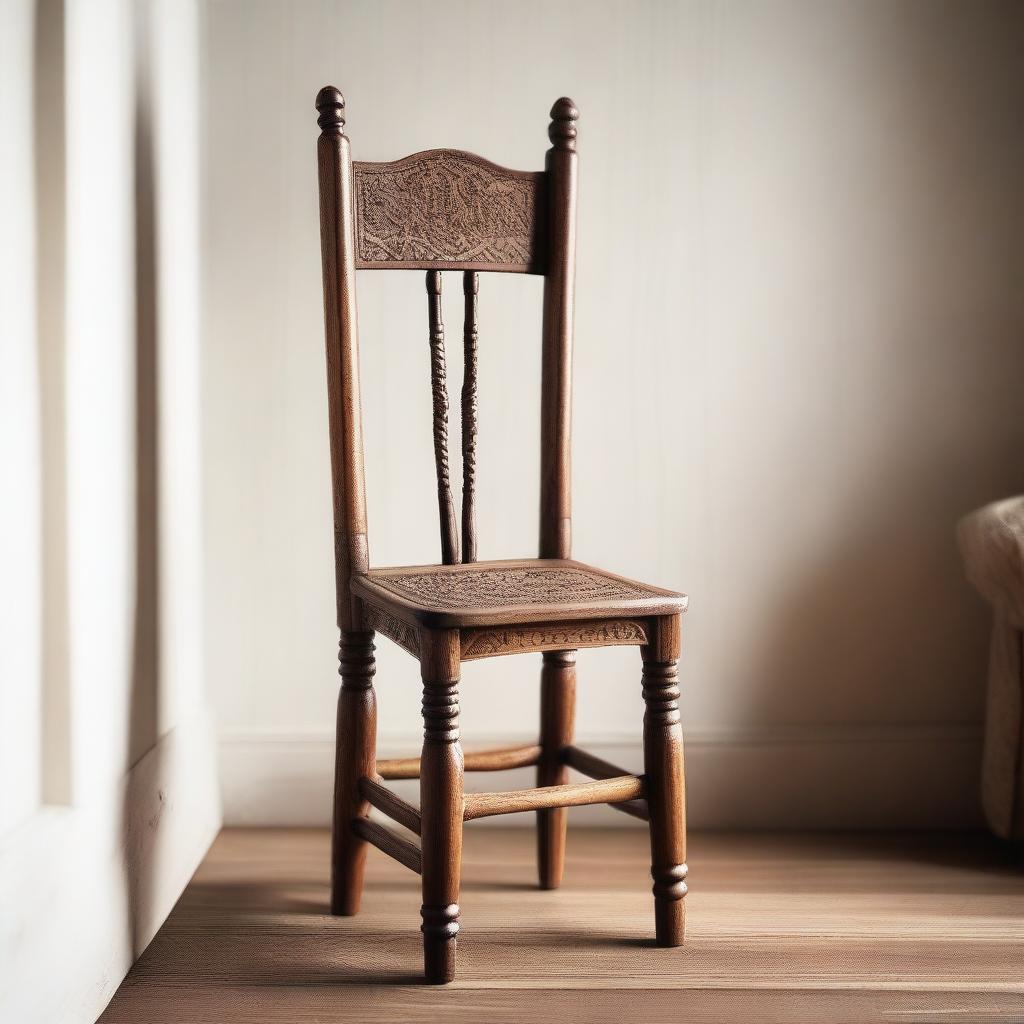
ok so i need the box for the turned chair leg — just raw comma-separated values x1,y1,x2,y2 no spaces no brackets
537,649,577,889
419,629,464,984
641,614,687,946
331,629,377,915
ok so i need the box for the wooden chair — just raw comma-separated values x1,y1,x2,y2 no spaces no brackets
314,86,688,984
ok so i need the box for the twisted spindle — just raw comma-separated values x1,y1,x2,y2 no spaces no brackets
426,271,460,565
461,272,479,563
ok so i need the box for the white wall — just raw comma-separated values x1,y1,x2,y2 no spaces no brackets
203,0,1024,827
0,0,43,834
0,2,219,1021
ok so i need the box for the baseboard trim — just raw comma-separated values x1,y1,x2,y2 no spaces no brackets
0,714,221,1024
219,724,984,829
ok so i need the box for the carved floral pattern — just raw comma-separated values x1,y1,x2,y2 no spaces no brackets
362,603,420,657
461,620,648,659
354,150,543,267
370,566,652,610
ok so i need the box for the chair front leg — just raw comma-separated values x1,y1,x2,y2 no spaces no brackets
641,614,687,946
419,628,464,984
331,629,377,915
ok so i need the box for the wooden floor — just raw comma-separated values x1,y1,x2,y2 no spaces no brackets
100,827,1024,1023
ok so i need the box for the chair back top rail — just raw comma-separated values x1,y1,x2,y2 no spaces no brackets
353,149,547,274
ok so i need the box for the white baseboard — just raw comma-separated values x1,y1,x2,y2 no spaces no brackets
219,724,984,829
0,714,221,1024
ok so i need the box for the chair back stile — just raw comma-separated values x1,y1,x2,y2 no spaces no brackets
539,99,579,561
314,88,580,583
315,88,370,631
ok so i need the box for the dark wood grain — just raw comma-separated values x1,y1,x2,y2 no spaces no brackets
359,603,420,658
461,618,648,660
604,797,651,822
359,775,422,835
426,270,460,565
642,614,687,947
562,744,633,782
315,87,369,631
317,89,378,919
563,744,649,821
315,90,690,983
461,271,479,563
464,775,644,821
377,744,541,781
353,150,546,273
539,98,578,561
418,628,464,984
330,630,377,916
351,817,422,874
536,650,575,889
353,558,686,629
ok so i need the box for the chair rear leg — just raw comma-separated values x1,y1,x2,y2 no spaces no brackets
641,615,687,946
419,628,464,984
536,650,576,889
330,629,377,915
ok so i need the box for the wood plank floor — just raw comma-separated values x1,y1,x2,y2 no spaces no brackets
100,828,1024,1023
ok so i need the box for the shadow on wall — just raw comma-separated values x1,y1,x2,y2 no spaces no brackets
33,0,70,808
32,0,164,963
125,0,162,959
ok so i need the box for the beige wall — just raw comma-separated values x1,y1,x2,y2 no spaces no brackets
203,0,1024,826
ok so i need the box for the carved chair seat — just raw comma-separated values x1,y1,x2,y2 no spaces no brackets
355,558,687,629
314,87,689,985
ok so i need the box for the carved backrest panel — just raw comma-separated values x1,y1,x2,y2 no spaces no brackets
353,149,546,273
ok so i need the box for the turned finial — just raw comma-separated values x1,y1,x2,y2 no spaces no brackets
316,85,346,133
548,97,579,151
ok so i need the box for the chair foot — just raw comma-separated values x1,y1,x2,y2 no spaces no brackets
536,808,568,890
653,864,687,946
422,903,459,983
330,862,364,917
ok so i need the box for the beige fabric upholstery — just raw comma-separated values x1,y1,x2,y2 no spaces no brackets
958,497,1024,841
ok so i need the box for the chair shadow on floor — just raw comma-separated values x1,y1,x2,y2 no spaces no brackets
153,872,668,988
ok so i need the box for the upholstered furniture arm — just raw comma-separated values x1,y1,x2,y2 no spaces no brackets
958,496,1024,842
958,497,1024,631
